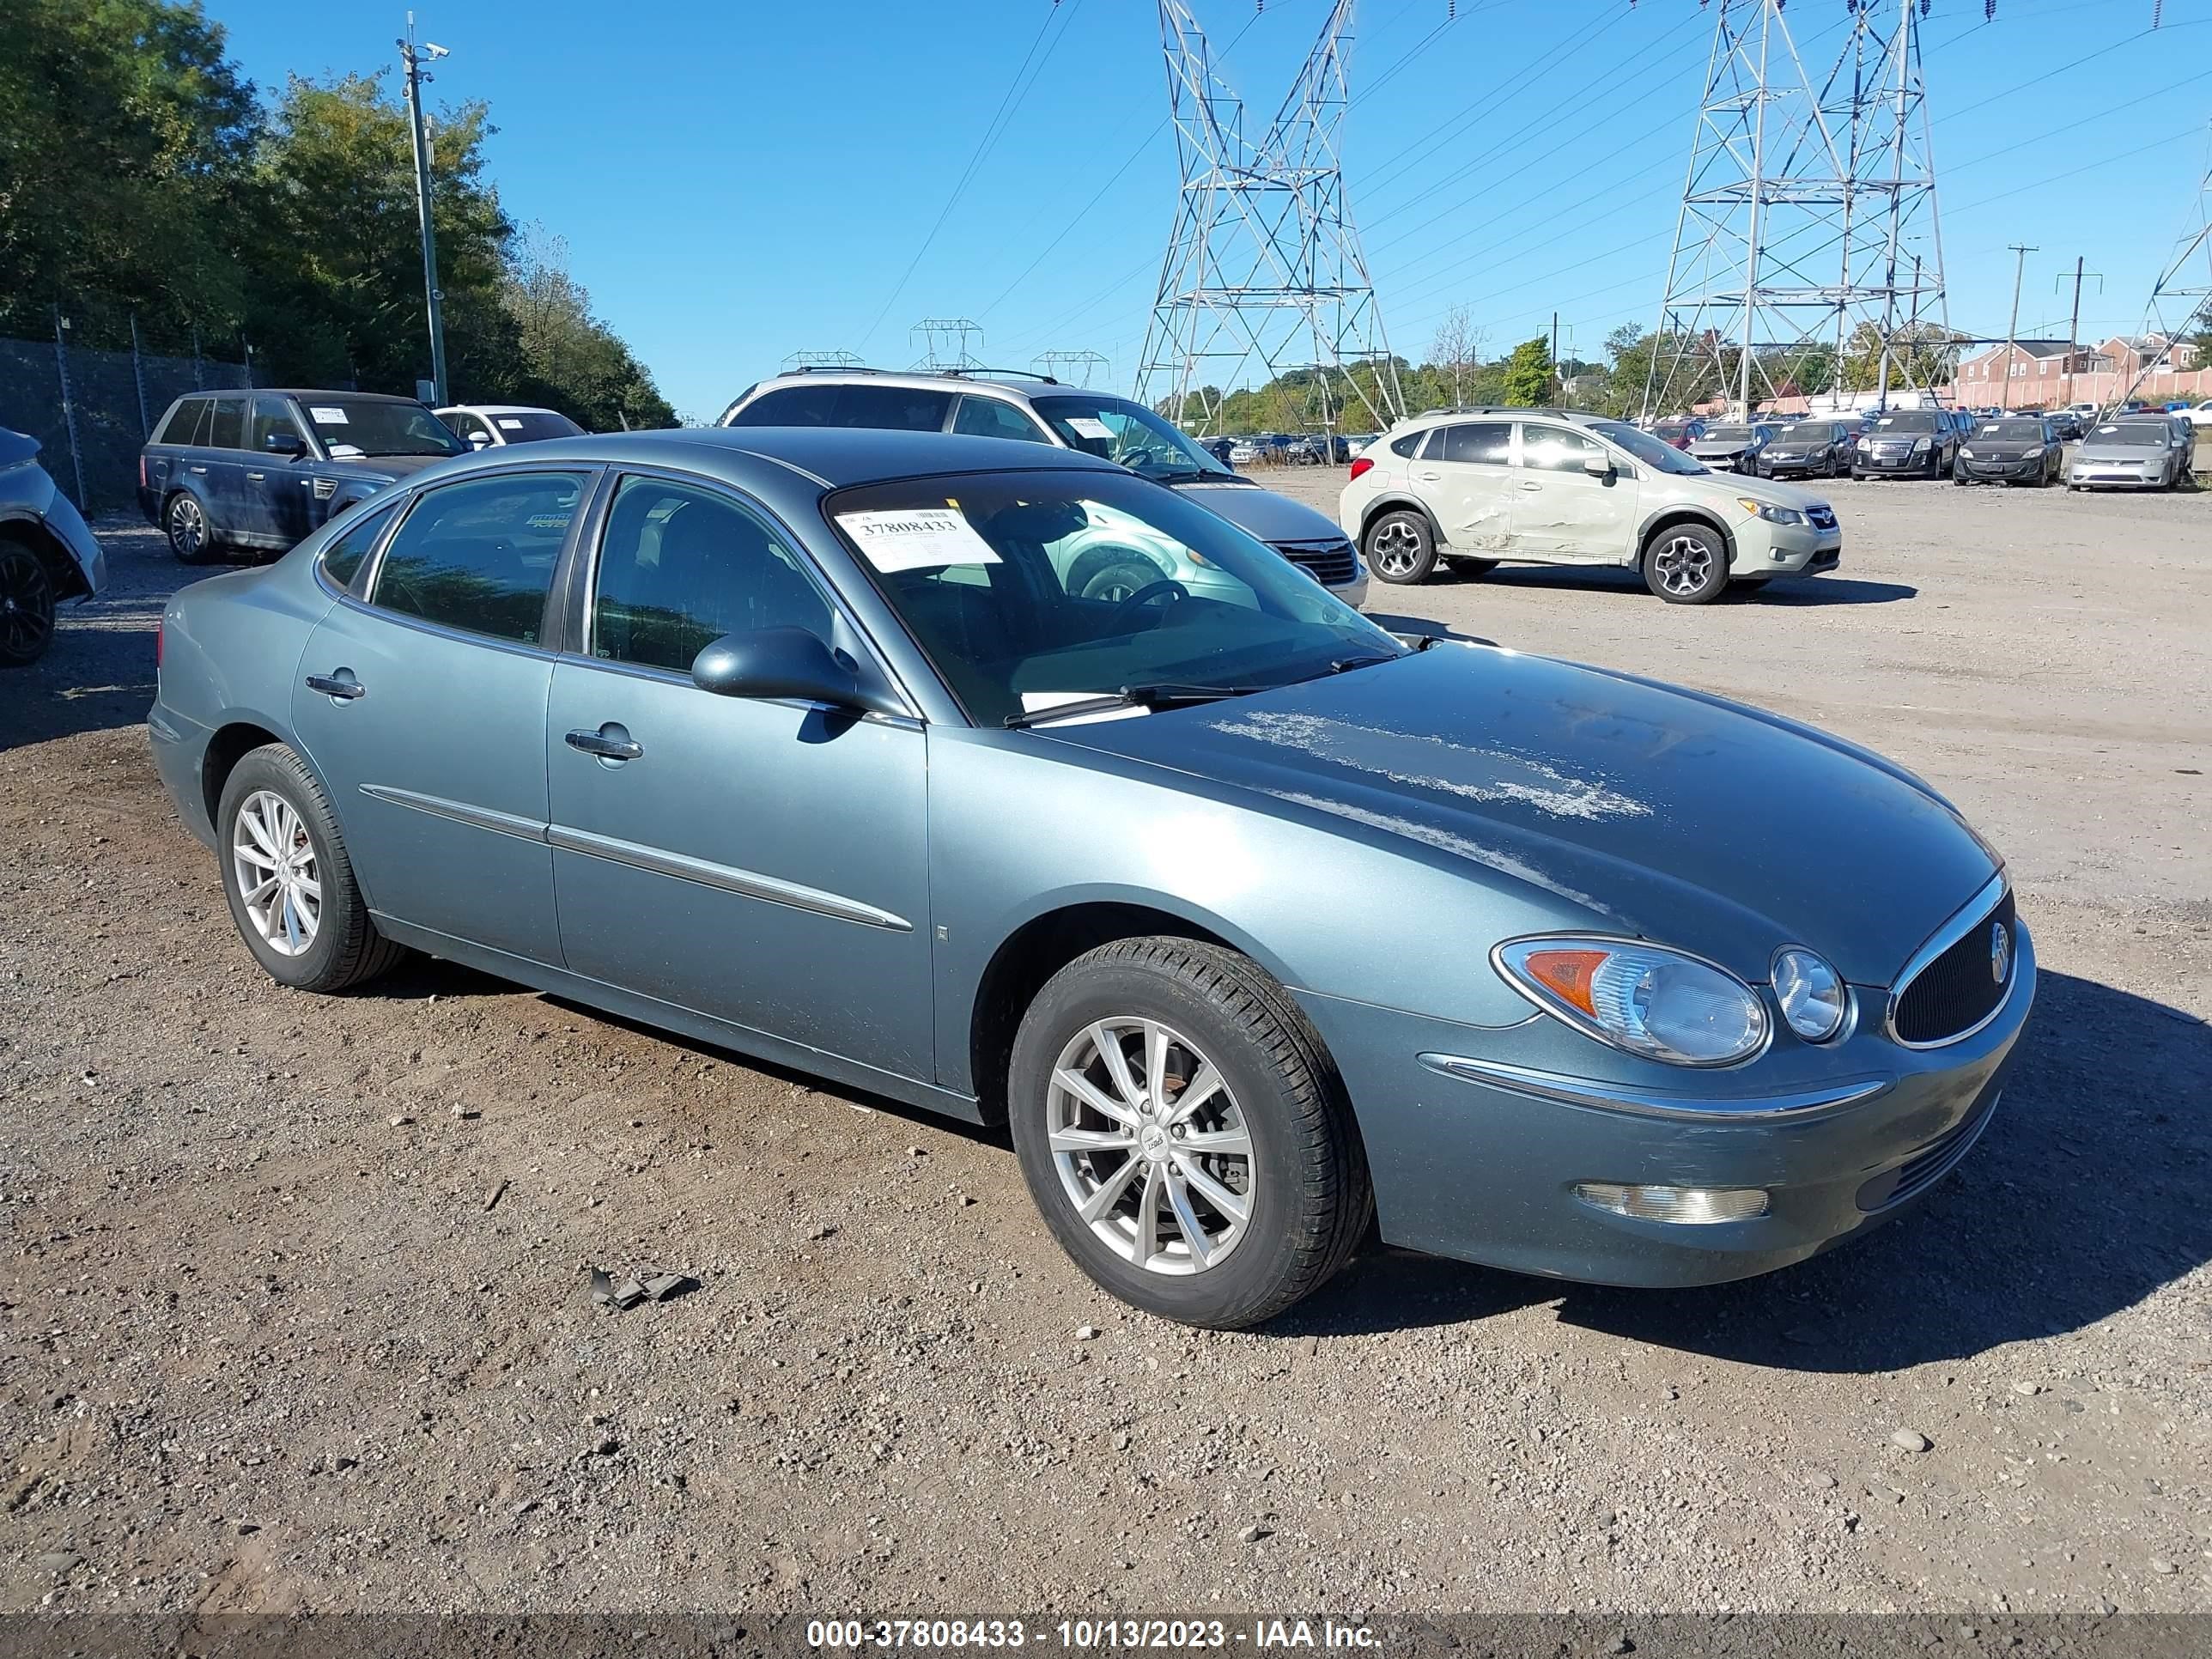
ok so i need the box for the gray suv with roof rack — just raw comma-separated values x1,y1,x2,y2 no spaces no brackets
719,368,1366,609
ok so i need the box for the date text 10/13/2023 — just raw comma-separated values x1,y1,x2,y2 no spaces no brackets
804,1620,1379,1650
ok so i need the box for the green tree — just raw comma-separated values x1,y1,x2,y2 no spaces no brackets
501,228,674,429
0,0,261,338
1500,335,1555,406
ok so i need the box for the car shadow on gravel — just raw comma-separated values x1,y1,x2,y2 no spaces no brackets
1271,969,2209,1362
1451,567,1917,606
0,592,166,752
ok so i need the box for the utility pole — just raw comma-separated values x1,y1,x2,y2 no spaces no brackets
398,15,451,405
2058,257,2102,407
2001,243,2036,411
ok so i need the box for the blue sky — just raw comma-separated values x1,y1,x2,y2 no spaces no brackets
205,0,2212,420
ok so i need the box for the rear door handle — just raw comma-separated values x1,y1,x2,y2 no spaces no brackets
305,671,364,701
1414,470,1443,481
1517,479,1544,491
566,726,643,762
246,471,265,482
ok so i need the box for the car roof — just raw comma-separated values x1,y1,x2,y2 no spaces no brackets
743,369,1090,404
436,404,562,416
201,388,424,404
453,425,1129,490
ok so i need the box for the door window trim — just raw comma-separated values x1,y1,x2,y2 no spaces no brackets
557,460,924,722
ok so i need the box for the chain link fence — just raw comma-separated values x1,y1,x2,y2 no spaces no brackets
0,301,263,517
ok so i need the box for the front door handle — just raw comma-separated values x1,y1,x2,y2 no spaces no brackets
246,471,266,482
305,670,364,702
188,465,208,475
566,725,643,762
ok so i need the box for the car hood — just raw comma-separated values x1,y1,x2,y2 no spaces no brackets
1688,440,1753,455
0,428,40,469
2072,441,2162,461
325,452,454,482
1170,479,1347,544
1722,473,1826,511
1039,645,1996,985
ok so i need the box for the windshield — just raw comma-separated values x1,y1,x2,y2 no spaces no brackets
2090,423,2166,447
1589,421,1710,476
823,468,1398,728
1030,395,1236,483
1774,423,1838,446
1701,426,1756,443
305,399,465,458
490,410,585,441
1978,420,2045,441
1869,411,1939,434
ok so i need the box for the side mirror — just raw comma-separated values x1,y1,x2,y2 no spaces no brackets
264,430,306,457
1581,452,1613,477
466,431,492,449
691,628,895,714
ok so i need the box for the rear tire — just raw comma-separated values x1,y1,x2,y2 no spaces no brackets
216,744,407,994
1007,938,1371,1329
1363,510,1437,585
165,492,215,565
0,543,58,668
1643,523,1729,605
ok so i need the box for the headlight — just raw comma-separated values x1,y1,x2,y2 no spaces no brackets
1494,938,1768,1066
1771,948,1847,1042
1959,447,1976,459
1736,497,1806,526
1911,437,1932,453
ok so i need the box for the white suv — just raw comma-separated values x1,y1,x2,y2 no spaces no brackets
1340,408,1842,605
720,370,1366,608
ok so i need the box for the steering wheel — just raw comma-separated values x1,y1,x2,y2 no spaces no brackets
1111,578,1190,622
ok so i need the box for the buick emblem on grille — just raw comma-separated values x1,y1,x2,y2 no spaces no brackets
1990,921,2012,986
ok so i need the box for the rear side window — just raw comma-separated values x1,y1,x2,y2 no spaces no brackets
726,385,837,427
1440,422,1512,465
952,395,1049,443
320,501,398,590
1389,430,1425,459
207,396,246,450
152,399,200,445
369,471,587,645
834,384,953,431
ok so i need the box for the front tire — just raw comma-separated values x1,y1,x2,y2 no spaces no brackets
165,492,214,565
0,543,58,667
1363,510,1437,585
216,744,406,993
1643,524,1729,605
1007,939,1370,1329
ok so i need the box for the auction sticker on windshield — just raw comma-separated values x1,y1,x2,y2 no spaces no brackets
309,407,349,423
1065,416,1115,441
836,507,1002,574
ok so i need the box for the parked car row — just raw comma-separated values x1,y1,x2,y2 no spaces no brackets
147,416,2034,1327
0,427,106,668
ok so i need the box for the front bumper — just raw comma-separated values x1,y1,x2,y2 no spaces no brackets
1739,517,1842,575
1759,455,1834,477
1295,921,2033,1287
2068,465,2162,489
1856,448,1939,475
1960,456,2047,482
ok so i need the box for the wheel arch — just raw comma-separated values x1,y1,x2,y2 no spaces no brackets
1637,507,1737,568
0,514,92,602
1355,493,1443,549
200,715,338,837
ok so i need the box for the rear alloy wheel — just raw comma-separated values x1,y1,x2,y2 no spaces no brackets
1009,938,1370,1328
165,493,214,565
0,544,58,668
1364,510,1437,585
1643,524,1729,605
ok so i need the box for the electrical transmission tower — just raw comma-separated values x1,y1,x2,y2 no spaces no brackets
1034,350,1110,386
910,318,986,371
1134,0,1402,435
2115,137,2212,409
1643,0,1948,420
781,349,864,371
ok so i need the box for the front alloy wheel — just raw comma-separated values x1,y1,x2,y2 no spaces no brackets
1644,526,1728,605
0,544,58,667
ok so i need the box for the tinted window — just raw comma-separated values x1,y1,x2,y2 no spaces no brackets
591,477,831,674
248,395,303,453
207,396,246,451
370,472,585,644
953,395,1049,443
152,399,200,445
320,501,398,589
489,410,584,441
726,385,838,426
1870,411,1939,434
1979,420,2046,441
1440,422,1512,465
1030,394,1232,479
1520,425,1606,472
1389,431,1424,459
834,384,953,431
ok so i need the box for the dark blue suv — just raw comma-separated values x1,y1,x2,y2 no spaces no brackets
138,390,466,563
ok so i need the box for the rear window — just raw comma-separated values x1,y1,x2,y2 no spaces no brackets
727,382,953,432
152,399,204,446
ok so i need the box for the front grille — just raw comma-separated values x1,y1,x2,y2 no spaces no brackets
1891,889,2016,1045
1856,1088,2000,1212
1807,504,1838,531
1273,538,1358,586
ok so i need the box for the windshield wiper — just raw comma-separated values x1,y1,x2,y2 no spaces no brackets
1147,466,1239,485
1004,683,1263,729
1325,652,1402,674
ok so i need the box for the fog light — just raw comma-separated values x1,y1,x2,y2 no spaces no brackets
1574,1182,1770,1224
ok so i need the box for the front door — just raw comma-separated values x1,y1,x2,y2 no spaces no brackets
1417,420,1516,556
545,472,935,1082
290,468,592,965
245,394,318,546
1508,423,1639,563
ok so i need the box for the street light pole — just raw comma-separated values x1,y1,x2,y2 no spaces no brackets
398,15,450,404
2001,243,2036,412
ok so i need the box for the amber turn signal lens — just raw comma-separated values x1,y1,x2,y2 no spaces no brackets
1518,948,1611,1017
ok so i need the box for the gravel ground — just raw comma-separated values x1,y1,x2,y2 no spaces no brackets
2,480,2208,1620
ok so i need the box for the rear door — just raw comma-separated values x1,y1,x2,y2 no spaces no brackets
1415,421,1516,556
291,468,592,964
1509,423,1638,563
141,396,208,517
195,395,254,539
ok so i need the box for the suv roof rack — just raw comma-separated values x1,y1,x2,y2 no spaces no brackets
1412,404,1588,419
786,363,883,376
940,367,1060,385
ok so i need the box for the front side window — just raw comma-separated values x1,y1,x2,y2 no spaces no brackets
590,477,832,674
248,396,304,453
207,396,246,451
823,468,1399,728
304,399,467,459
369,471,586,644
953,395,1050,444
1439,422,1512,465
1587,421,1708,476
1030,394,1233,483
1520,425,1606,472
320,501,398,589
834,384,953,431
